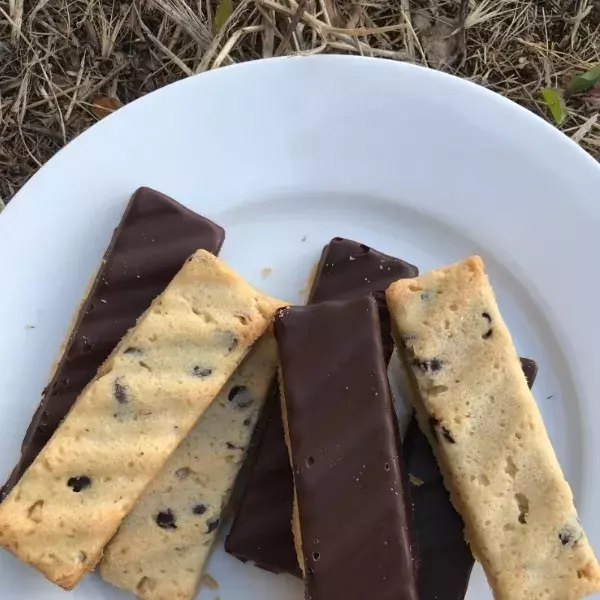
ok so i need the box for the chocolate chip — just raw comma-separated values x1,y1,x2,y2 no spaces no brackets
559,526,582,546
114,380,127,404
219,331,238,353
155,509,177,529
482,312,493,339
193,504,207,515
413,358,443,373
228,385,254,409
226,442,243,450
67,476,92,492
124,347,142,355
243,418,251,427
429,417,456,444
206,517,220,533
441,427,455,443
429,417,440,439
192,366,213,378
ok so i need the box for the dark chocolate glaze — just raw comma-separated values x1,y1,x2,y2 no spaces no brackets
405,356,538,600
224,387,301,575
520,357,538,389
0,187,224,500
225,238,418,574
308,237,418,359
275,297,417,600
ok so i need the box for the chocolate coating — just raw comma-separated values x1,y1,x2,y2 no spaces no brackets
405,356,538,600
520,357,538,389
225,238,418,574
1,187,224,500
309,237,418,358
275,297,417,600
224,386,300,575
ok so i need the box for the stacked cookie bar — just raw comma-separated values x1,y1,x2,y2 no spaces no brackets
0,189,283,594
386,257,600,600
0,189,598,600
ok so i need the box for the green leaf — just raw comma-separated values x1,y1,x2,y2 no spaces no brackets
213,0,233,35
540,88,568,126
566,64,600,96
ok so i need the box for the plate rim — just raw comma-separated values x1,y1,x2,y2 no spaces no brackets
0,55,598,599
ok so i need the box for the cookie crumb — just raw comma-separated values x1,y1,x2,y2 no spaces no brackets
261,267,273,279
202,573,219,590
409,474,424,487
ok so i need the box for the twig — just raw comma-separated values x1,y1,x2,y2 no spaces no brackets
9,0,24,43
457,0,469,61
64,50,87,122
135,5,194,76
572,112,598,144
275,0,309,56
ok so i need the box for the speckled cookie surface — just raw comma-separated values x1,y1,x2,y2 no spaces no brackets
0,250,282,590
386,256,600,600
99,332,278,600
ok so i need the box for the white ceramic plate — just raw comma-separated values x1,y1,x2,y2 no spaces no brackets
0,55,599,600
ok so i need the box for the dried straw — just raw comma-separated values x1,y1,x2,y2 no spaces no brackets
1,0,599,203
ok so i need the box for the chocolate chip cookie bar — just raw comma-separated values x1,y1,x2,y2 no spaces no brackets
275,297,417,600
0,250,282,590
1,187,225,501
99,332,278,600
387,256,600,600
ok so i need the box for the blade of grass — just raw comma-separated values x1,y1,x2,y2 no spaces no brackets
213,0,233,35
541,88,568,126
566,65,600,96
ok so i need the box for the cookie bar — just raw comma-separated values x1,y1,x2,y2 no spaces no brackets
1,187,225,501
225,237,418,575
387,256,600,600
275,297,417,600
406,357,538,600
99,332,278,600
0,250,282,590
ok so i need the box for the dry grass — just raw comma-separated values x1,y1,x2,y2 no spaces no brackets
1,0,599,204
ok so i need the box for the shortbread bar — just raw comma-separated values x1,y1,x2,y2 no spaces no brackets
386,256,600,600
99,333,278,600
275,297,417,600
